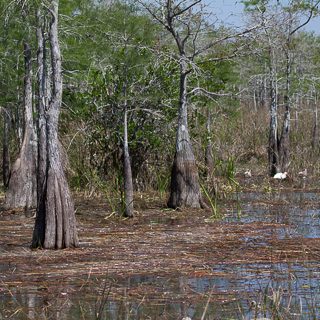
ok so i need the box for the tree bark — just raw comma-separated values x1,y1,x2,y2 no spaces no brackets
3,42,37,210
123,100,134,217
268,95,278,176
205,108,214,178
253,77,257,112
278,15,298,173
262,63,267,108
32,1,78,249
313,92,318,150
3,111,11,188
268,47,279,177
36,8,47,204
278,106,290,172
278,47,291,173
122,20,134,218
16,104,23,152
295,94,299,133
168,59,205,209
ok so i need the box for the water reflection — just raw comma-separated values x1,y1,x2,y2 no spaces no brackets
229,191,320,239
1,262,320,319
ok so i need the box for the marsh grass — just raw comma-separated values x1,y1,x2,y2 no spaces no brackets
1,103,320,320
153,166,171,199
236,263,320,320
93,170,135,220
52,99,320,199
95,276,113,320
200,179,233,219
73,263,320,320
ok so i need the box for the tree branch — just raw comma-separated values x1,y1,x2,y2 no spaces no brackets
290,0,320,35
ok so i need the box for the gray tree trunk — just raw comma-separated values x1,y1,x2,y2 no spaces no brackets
123,99,134,217
253,77,257,112
36,8,47,204
205,108,214,178
278,49,291,172
168,58,205,208
3,111,11,188
3,42,37,210
313,92,318,150
32,1,78,249
295,94,299,133
278,106,290,172
262,63,267,108
122,20,134,218
16,104,23,151
268,48,279,177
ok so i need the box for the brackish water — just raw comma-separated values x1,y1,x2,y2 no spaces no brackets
1,191,320,319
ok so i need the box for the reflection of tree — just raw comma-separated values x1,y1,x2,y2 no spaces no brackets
28,293,36,319
179,276,191,319
56,298,72,320
40,291,72,319
123,277,130,320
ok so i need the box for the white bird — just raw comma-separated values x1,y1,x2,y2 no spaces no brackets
273,172,289,180
298,168,307,177
244,169,252,178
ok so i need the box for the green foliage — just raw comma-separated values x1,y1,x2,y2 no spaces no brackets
200,180,233,219
195,60,232,92
242,0,268,12
2,0,320,202
0,3,25,108
95,171,126,219
154,167,171,198
62,1,178,187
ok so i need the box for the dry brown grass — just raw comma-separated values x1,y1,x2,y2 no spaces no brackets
3,100,317,195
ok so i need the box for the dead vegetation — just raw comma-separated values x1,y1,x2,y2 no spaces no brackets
1,179,320,318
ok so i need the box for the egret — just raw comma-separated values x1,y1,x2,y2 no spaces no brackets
298,168,307,177
298,169,307,189
244,169,252,178
273,172,289,180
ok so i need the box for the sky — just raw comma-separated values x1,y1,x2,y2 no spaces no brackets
213,0,320,34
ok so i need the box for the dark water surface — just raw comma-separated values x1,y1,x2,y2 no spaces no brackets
1,191,320,319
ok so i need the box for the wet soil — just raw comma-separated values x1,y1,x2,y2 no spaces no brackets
1,175,320,319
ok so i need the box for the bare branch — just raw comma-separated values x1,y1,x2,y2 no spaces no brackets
193,21,263,59
290,0,320,35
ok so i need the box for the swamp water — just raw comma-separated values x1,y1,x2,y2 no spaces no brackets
1,191,320,319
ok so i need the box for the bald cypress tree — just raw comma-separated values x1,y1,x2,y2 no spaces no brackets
3,41,37,210
139,0,259,208
32,1,78,249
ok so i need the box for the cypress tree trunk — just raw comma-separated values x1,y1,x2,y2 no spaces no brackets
253,78,257,112
16,104,23,152
168,59,205,209
268,92,278,176
123,101,134,217
295,94,300,133
32,1,78,249
3,42,37,210
36,8,47,204
279,37,292,173
262,63,267,108
3,111,11,188
312,92,318,150
205,108,214,178
122,18,134,218
268,48,278,177
278,107,290,172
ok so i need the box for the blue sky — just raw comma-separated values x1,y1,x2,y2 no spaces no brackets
213,0,320,34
